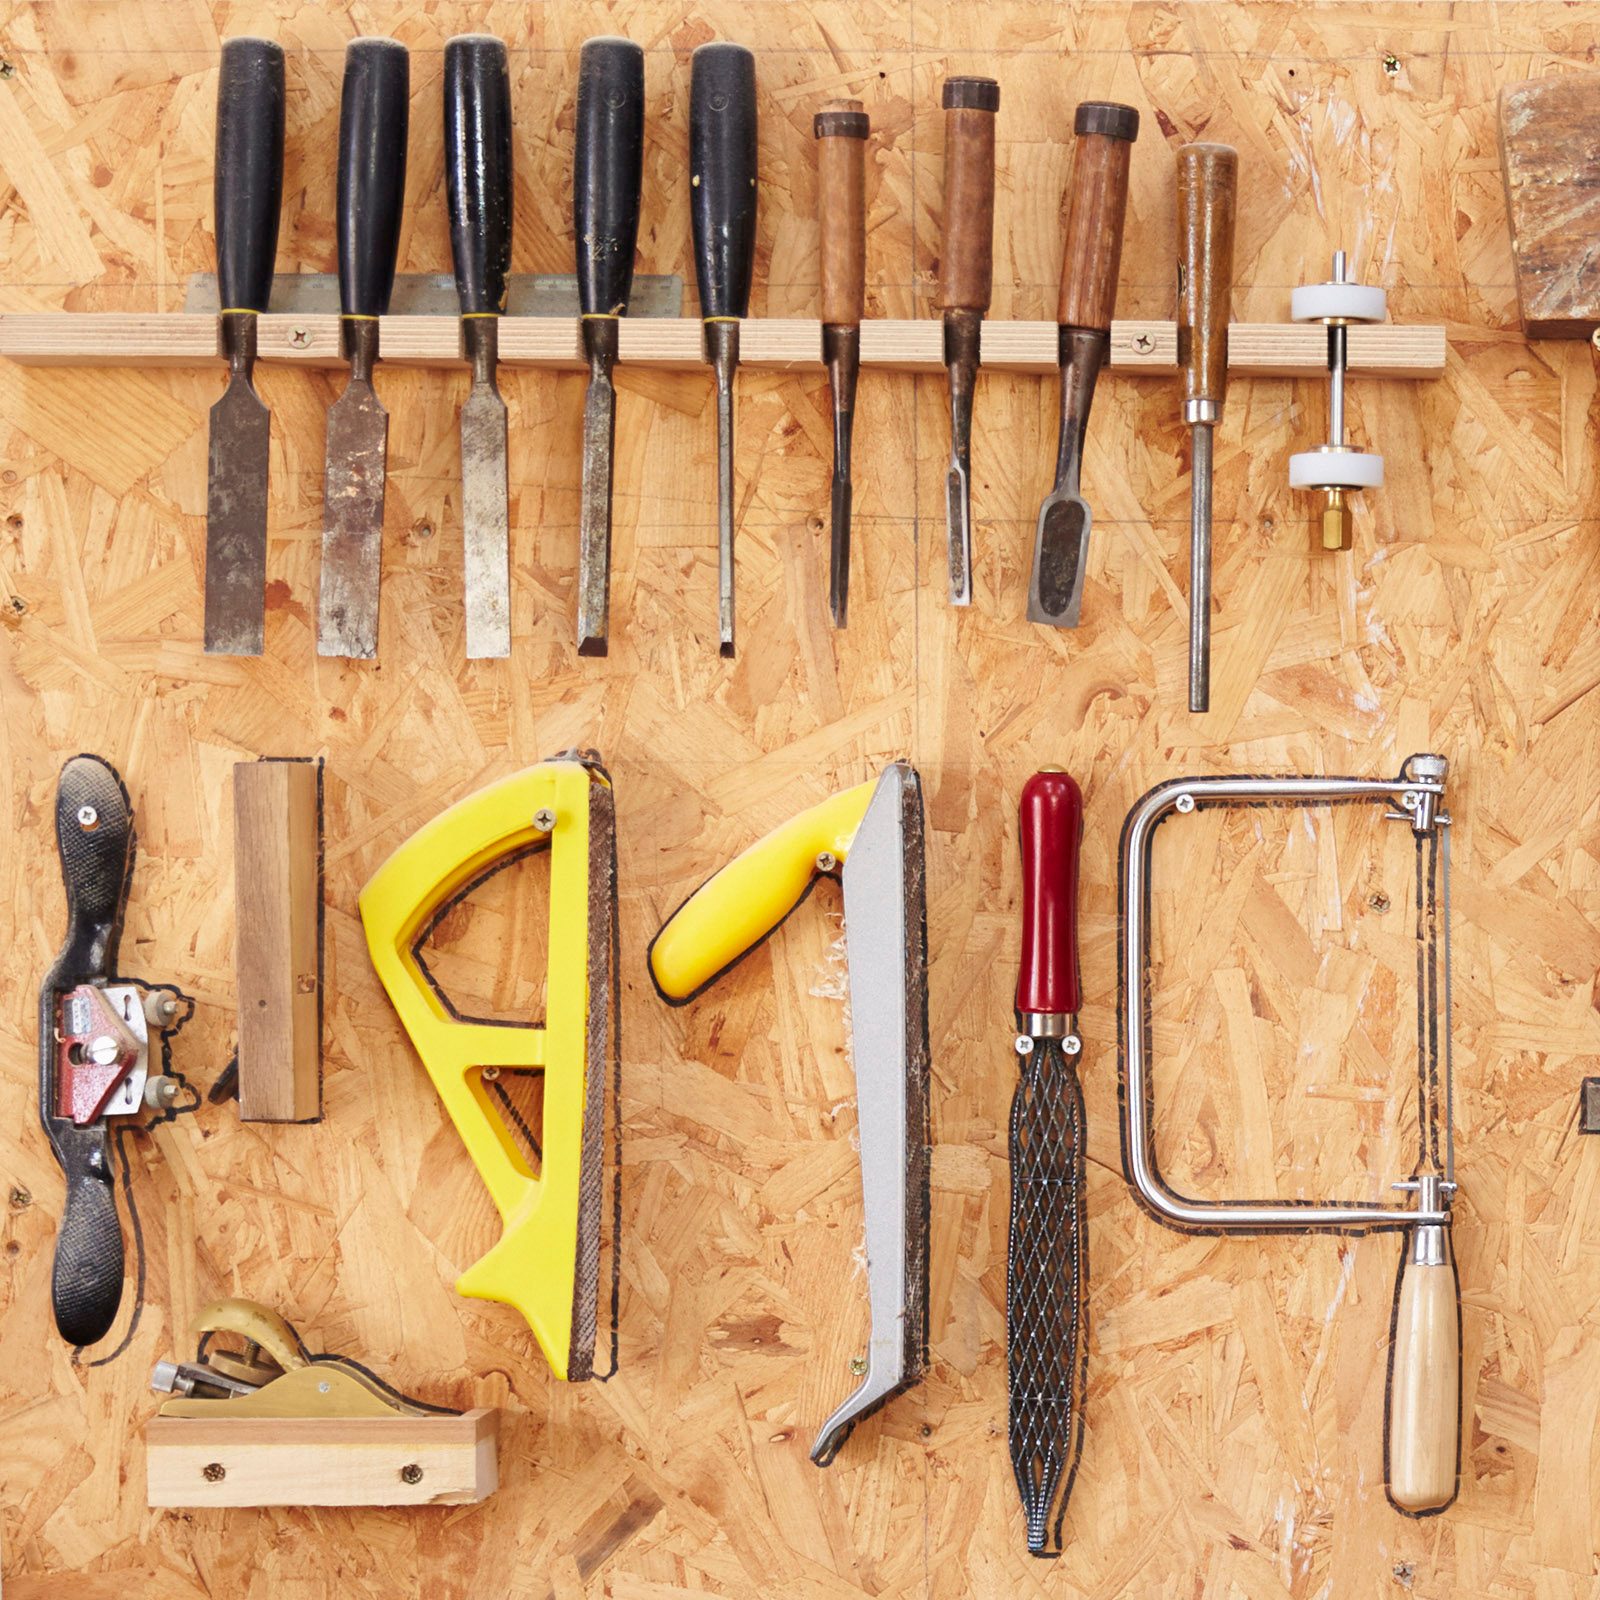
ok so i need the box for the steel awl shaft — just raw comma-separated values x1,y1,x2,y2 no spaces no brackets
1028,103,1138,629
939,76,999,606
445,35,514,661
1177,142,1237,711
689,43,758,658
317,38,408,660
1009,769,1088,1556
814,99,868,627
574,37,645,657
204,37,285,657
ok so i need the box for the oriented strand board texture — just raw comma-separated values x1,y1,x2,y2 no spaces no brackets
0,2,1596,1596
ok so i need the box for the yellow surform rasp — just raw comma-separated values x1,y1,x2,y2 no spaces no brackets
360,754,617,1381
649,763,931,1466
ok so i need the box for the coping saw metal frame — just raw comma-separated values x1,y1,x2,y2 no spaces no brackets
1119,753,1454,1235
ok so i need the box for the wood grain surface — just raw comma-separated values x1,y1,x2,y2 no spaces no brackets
0,3,1596,1597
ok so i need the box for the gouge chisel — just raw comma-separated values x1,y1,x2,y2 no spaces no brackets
1177,142,1237,712
1008,769,1088,1556
939,76,999,607
317,37,409,660
204,36,285,657
689,43,758,658
814,98,867,627
1029,102,1138,629
445,35,513,661
574,36,645,657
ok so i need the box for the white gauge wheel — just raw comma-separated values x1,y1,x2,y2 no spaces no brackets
1291,281,1387,323
1290,447,1384,489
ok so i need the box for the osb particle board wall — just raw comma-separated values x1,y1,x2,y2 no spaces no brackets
0,1,1596,1595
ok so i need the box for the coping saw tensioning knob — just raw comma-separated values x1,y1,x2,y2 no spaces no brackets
1289,249,1386,552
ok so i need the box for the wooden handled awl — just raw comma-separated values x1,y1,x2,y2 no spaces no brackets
446,35,513,661
574,37,646,657
939,76,999,607
689,43,758,658
1176,142,1237,712
204,37,285,657
1009,769,1089,1556
317,37,409,660
815,99,868,627
1028,102,1138,629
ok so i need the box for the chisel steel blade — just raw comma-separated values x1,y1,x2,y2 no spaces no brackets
1027,491,1090,628
461,382,510,660
577,366,617,656
317,376,388,659
811,762,930,1465
204,377,271,656
945,456,970,607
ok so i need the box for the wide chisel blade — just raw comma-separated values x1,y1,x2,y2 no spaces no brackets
577,360,617,656
461,380,510,659
204,375,271,655
318,373,388,659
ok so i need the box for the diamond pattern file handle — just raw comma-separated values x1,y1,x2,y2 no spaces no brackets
1008,770,1088,1556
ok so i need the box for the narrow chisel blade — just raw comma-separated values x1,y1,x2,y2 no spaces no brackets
829,473,852,628
204,378,271,656
945,457,971,607
576,367,617,656
317,379,388,659
461,382,510,660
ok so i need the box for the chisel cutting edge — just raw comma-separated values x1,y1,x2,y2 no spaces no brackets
204,37,285,657
939,76,999,607
1177,142,1237,712
1029,102,1138,629
689,43,758,658
446,35,513,661
574,37,646,657
317,37,409,661
814,98,867,627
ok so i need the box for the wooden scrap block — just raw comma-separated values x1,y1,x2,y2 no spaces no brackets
1499,73,1600,337
146,1408,498,1508
233,759,321,1123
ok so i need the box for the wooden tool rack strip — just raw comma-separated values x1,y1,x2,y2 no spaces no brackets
0,313,1445,377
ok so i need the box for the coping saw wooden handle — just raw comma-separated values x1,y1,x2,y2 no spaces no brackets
1057,102,1139,333
649,779,877,1003
1386,1238,1461,1513
1016,770,1083,1021
939,76,999,315
815,99,867,327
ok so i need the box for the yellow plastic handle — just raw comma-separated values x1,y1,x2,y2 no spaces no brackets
650,779,877,1001
360,760,604,1380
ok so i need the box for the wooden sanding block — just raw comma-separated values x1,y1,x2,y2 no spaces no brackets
1499,73,1600,337
233,758,322,1122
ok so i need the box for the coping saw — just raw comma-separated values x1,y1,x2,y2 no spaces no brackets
1118,754,1460,1515
648,763,931,1464
360,754,619,1381
40,754,191,1347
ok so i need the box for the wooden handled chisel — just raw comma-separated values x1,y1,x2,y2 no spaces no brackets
939,76,999,607
814,99,867,628
1008,769,1089,1556
689,43,758,658
204,37,285,657
445,35,513,661
1177,142,1237,712
317,37,409,661
574,36,645,658
1028,103,1138,629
